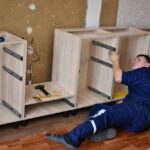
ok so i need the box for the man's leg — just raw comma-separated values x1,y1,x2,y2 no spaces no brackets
88,104,117,142
47,104,112,148
47,103,135,148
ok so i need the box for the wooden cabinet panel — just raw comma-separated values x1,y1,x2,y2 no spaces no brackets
88,61,113,99
91,37,119,63
0,32,27,118
52,27,150,105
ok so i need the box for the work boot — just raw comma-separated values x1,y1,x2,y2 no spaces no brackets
46,133,78,150
89,128,117,142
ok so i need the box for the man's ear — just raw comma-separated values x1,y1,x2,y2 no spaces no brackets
145,63,150,68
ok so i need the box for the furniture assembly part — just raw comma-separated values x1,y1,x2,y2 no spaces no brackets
53,27,150,109
0,31,27,124
25,80,75,119
52,29,82,107
0,27,150,125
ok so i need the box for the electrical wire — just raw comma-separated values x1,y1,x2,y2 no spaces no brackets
28,37,40,84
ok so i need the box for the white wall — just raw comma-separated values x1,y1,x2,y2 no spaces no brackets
117,0,150,27
85,0,102,27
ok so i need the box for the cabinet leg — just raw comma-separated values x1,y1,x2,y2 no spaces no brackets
71,110,77,116
20,121,28,127
11,122,19,129
63,112,69,118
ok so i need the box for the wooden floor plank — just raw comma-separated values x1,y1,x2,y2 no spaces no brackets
0,108,150,149
0,128,150,149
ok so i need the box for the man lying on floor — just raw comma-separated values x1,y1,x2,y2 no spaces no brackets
46,52,150,150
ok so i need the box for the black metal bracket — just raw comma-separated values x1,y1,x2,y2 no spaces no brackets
62,99,75,107
3,47,23,61
2,100,22,118
88,86,111,100
91,56,112,68
3,66,23,81
92,40,116,52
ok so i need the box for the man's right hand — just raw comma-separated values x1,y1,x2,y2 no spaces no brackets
109,52,120,64
109,52,122,83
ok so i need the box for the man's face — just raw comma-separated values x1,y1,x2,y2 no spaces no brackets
132,56,150,70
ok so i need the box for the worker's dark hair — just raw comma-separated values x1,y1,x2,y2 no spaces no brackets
137,54,150,64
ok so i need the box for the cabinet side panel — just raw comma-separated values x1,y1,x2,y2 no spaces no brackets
88,61,113,98
78,39,91,90
22,42,27,117
52,30,81,105
87,37,120,99
0,45,2,103
1,41,27,118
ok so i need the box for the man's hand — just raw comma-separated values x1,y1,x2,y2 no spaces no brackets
109,52,122,83
109,52,120,64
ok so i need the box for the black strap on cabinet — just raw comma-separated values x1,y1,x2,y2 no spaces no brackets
2,100,21,118
92,40,116,52
3,66,23,81
91,56,112,68
3,47,23,61
62,99,75,107
88,86,111,100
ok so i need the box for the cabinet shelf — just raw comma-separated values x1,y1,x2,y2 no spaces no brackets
77,89,113,108
25,82,74,106
25,100,73,119
77,89,127,106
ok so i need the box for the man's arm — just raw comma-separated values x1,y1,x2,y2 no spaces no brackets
109,52,122,83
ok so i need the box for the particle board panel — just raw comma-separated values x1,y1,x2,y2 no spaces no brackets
0,103,21,125
78,39,91,90
0,31,27,118
2,48,24,76
76,89,115,108
2,69,24,116
119,35,150,71
0,31,25,44
87,61,113,99
68,28,149,39
52,30,81,106
90,37,119,63
66,28,112,39
25,82,74,105
70,30,105,39
25,100,73,119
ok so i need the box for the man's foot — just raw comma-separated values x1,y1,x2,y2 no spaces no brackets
89,128,117,142
46,133,77,150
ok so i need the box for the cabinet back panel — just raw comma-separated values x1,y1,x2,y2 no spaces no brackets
119,35,150,71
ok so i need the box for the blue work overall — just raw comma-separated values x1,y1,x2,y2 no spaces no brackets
68,67,150,147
